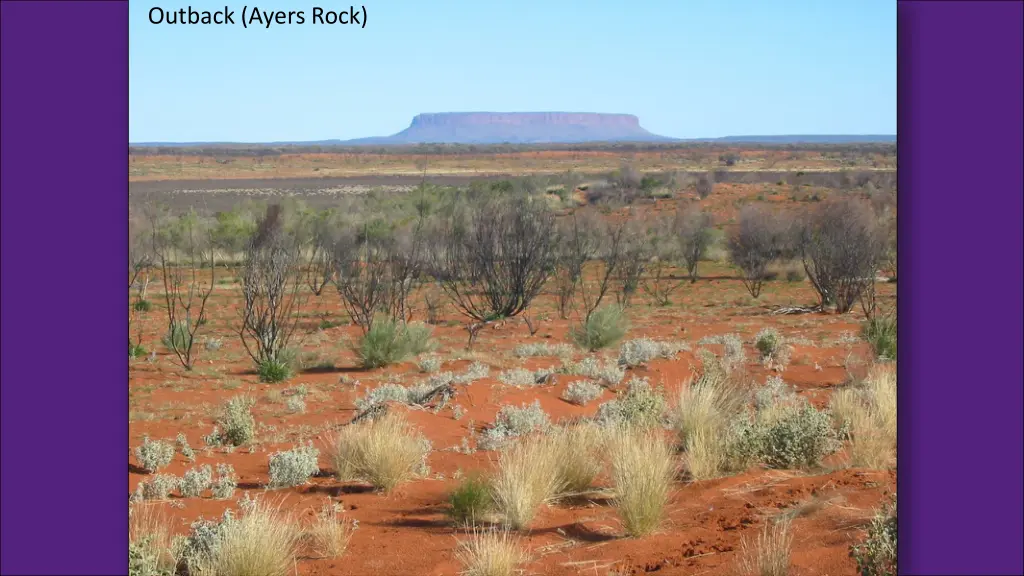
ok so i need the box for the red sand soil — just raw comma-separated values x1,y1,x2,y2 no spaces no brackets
130,253,895,575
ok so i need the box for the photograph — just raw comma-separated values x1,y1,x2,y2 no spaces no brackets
127,1,897,574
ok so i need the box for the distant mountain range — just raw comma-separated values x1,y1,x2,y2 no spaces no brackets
131,112,896,146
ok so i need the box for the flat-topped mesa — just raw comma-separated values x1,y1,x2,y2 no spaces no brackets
409,112,642,128
388,112,671,144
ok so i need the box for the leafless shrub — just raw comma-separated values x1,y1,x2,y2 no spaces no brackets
571,213,630,322
238,205,306,371
642,215,683,306
129,209,155,352
719,152,740,166
552,213,597,319
296,208,337,296
129,210,155,296
675,208,715,282
434,195,556,322
611,162,644,204
424,286,444,325
332,226,386,332
797,198,885,313
729,205,792,298
150,208,215,371
615,220,652,308
333,221,425,333
695,171,715,199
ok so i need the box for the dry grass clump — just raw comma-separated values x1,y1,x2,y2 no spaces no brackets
550,422,607,494
671,366,749,480
455,528,529,576
302,499,353,559
607,426,677,537
864,364,897,439
739,518,794,576
491,434,566,530
684,426,726,482
129,504,177,576
830,363,896,469
331,412,432,493
193,500,299,576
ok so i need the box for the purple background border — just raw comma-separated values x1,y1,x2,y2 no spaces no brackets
1,2,128,574
1,1,1021,574
898,1,1023,574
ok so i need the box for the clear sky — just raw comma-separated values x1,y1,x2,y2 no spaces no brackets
129,0,895,142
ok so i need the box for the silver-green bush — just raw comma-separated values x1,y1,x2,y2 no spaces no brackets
180,465,214,498
850,495,897,576
205,395,257,447
478,400,551,450
618,338,688,368
134,437,175,473
561,380,604,405
595,377,666,428
268,444,320,488
211,464,238,499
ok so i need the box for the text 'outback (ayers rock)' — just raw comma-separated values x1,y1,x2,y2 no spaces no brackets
352,112,675,145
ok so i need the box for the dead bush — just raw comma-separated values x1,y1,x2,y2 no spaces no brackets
797,198,885,313
150,207,216,371
695,171,715,199
434,195,556,322
729,205,792,298
238,205,306,378
675,208,715,283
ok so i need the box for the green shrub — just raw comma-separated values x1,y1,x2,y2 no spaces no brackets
403,322,435,356
357,319,435,369
129,343,147,359
318,317,345,330
133,299,153,312
754,328,781,360
258,358,292,383
862,317,896,361
571,306,628,351
161,321,190,351
850,495,897,576
448,474,494,525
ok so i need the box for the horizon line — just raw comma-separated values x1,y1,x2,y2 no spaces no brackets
130,133,898,146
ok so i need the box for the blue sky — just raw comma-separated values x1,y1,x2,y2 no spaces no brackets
129,0,895,142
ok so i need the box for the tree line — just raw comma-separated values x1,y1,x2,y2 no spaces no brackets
129,186,895,376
